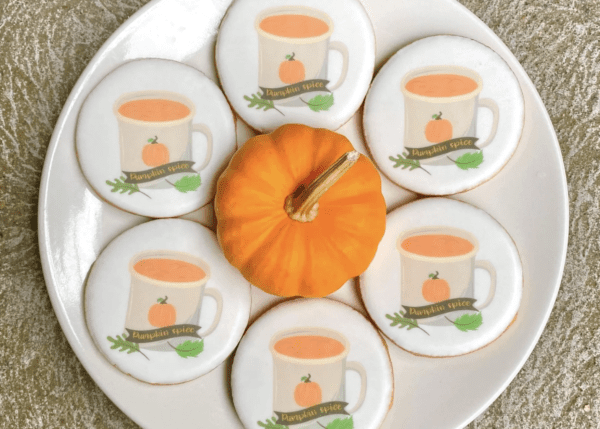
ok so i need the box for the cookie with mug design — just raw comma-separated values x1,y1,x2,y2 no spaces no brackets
363,35,524,195
76,59,236,217
84,219,251,384
360,198,523,357
216,0,375,132
232,299,393,429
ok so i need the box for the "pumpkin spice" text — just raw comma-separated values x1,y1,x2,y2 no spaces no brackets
402,298,479,319
405,137,480,160
125,324,202,343
275,401,350,425
123,161,196,184
260,79,331,100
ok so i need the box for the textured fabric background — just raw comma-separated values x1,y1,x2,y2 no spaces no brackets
0,0,597,427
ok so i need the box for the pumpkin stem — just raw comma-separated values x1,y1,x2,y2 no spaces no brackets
288,52,295,61
285,151,360,223
157,296,168,304
429,271,439,280
302,374,312,383
436,112,442,120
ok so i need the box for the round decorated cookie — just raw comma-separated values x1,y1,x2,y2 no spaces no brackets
232,299,393,429
85,219,251,384
364,35,524,195
360,198,522,357
216,0,375,132
77,59,236,217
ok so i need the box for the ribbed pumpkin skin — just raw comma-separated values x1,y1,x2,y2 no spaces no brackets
215,124,386,297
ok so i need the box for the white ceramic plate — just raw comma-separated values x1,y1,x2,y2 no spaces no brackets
38,0,568,428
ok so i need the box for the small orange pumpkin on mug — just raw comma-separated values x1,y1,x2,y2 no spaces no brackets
424,112,452,143
142,135,170,167
294,374,322,407
148,296,177,327
279,52,305,84
421,271,450,303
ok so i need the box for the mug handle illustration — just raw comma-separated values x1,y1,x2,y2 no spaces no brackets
345,361,367,414
476,99,499,148
199,288,223,337
192,123,213,172
327,41,349,91
474,260,496,310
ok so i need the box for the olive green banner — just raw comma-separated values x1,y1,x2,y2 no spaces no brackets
405,137,479,160
275,401,349,425
260,79,330,100
402,298,478,319
125,324,202,343
123,160,196,184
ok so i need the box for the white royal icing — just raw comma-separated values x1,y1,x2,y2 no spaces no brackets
85,219,251,384
360,198,522,357
232,299,393,429
364,35,524,195
216,0,375,132
77,59,236,217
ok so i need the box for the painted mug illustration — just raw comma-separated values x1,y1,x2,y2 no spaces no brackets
400,66,499,165
269,327,367,428
254,6,349,107
396,226,496,326
113,90,213,187
123,250,223,351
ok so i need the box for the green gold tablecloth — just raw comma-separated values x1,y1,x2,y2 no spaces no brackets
0,0,597,427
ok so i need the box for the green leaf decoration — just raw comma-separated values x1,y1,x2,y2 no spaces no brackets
389,154,419,170
244,93,284,115
386,312,418,330
304,94,334,112
170,175,201,193
451,151,484,170
173,340,204,358
385,312,430,336
257,417,288,429
105,176,150,198
326,417,354,429
389,152,431,175
106,333,149,360
452,313,483,332
107,334,138,353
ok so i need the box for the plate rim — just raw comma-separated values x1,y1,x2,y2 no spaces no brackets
37,0,569,427
430,3,568,427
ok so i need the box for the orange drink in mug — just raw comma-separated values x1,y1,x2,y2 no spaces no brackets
269,327,366,428
397,226,496,325
400,66,499,164
124,250,223,350
113,90,213,185
255,7,349,105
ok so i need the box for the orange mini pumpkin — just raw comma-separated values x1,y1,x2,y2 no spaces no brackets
148,296,177,327
215,124,386,297
425,112,452,143
279,53,305,84
422,271,450,303
294,374,322,407
142,135,170,167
